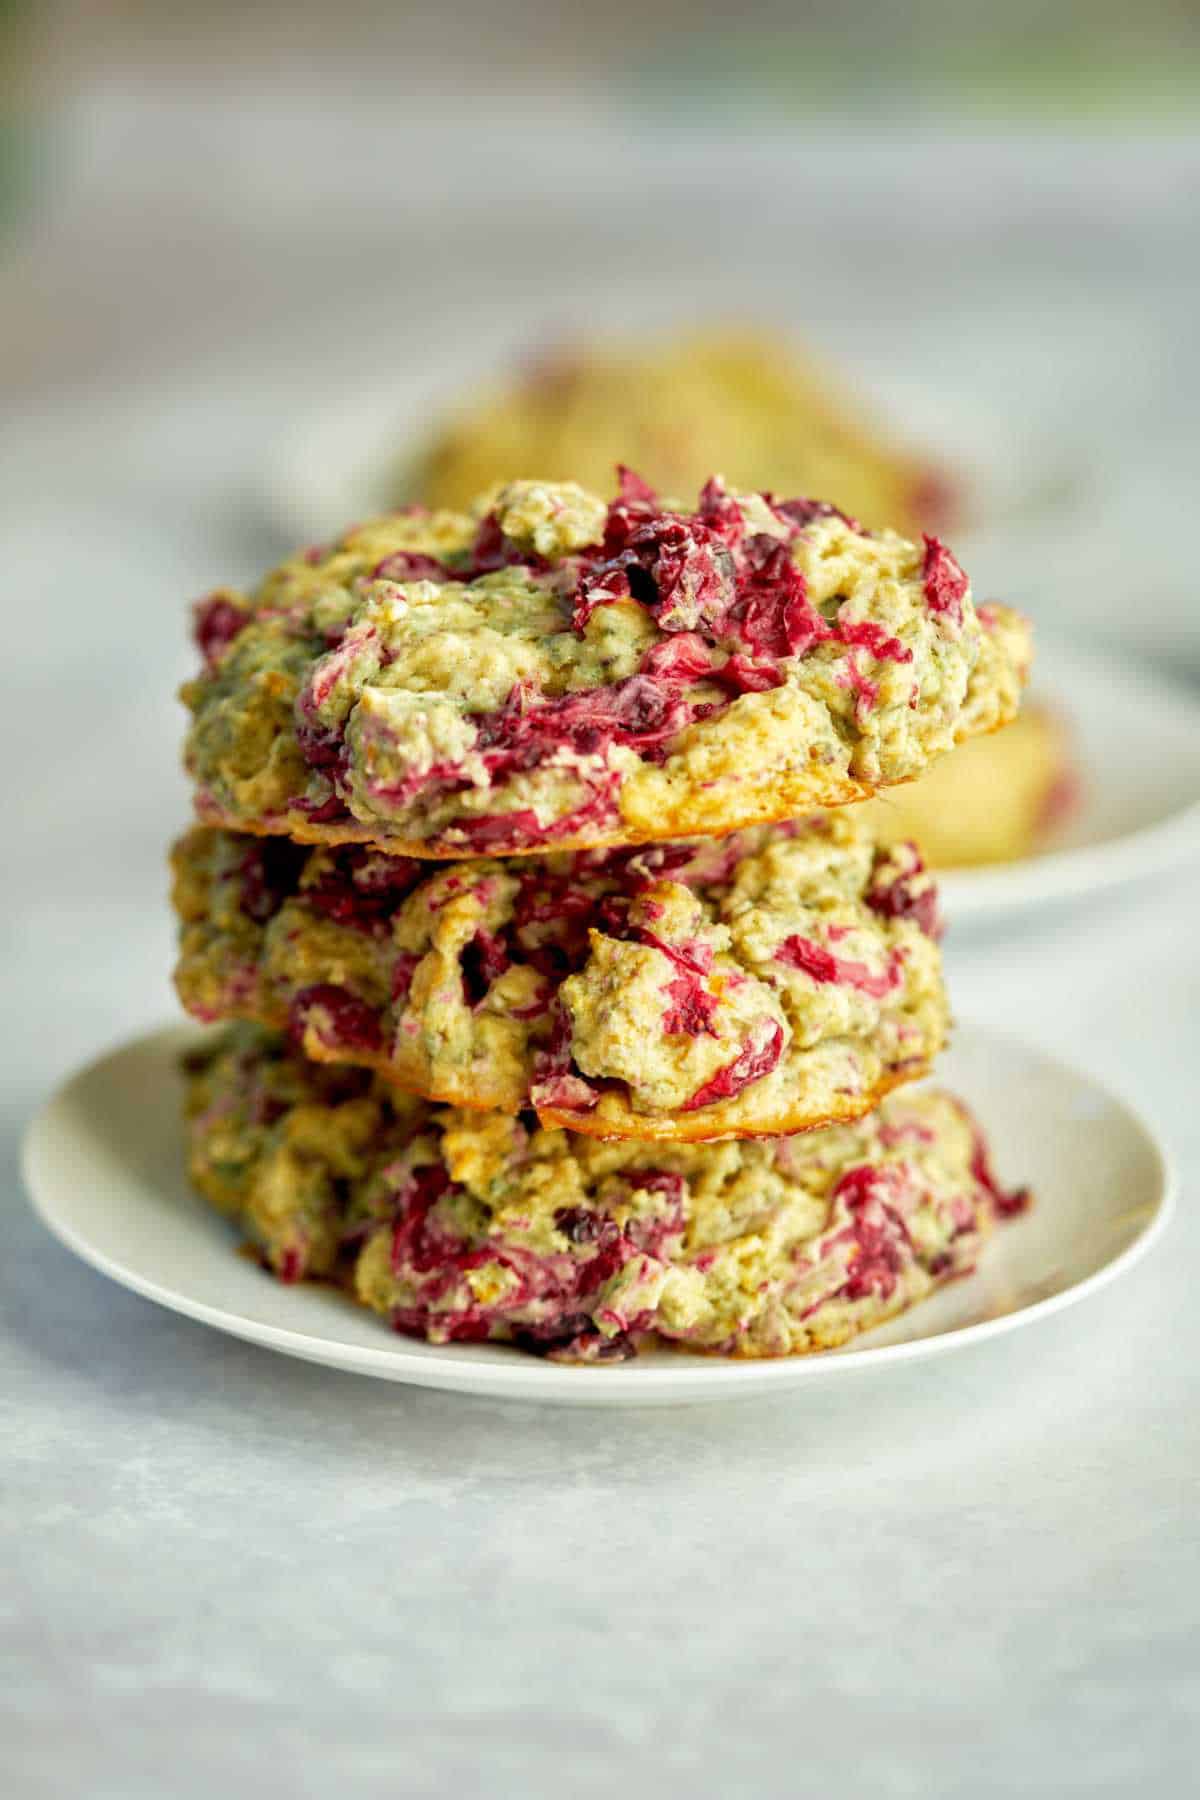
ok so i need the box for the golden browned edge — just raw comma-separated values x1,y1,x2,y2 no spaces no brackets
191,771,867,860
534,1061,925,1143
190,696,1020,862
178,977,931,1142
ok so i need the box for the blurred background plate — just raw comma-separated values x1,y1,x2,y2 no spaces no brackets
938,638,1200,926
258,288,1089,550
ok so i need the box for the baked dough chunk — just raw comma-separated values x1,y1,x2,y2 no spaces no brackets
173,811,948,1143
183,474,1029,857
184,1026,1028,1360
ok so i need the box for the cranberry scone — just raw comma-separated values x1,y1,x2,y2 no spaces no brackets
408,327,956,538
172,811,948,1143
182,474,1030,858
184,1025,1028,1361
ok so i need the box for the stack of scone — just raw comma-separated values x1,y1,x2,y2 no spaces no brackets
173,471,1031,1361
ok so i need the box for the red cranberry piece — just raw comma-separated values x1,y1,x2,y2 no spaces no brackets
554,1207,612,1246
390,951,422,1004
639,633,713,684
682,1018,785,1111
601,480,662,555
388,1162,455,1274
475,673,693,766
449,808,543,854
696,476,747,545
969,1130,1031,1219
636,931,714,978
716,653,785,694
467,511,509,573
530,1001,601,1115
236,838,305,924
293,790,349,824
771,496,862,534
304,851,424,932
615,466,658,505
294,719,346,772
288,984,382,1055
834,619,913,663
773,936,840,984
631,515,735,634
577,499,736,637
833,1167,911,1301
277,1246,305,1284
732,536,828,661
460,929,512,1008
512,1317,635,1360
467,511,550,577
511,873,598,976
573,561,634,632
193,595,249,668
921,534,969,627
372,549,457,581
865,848,942,940
662,972,720,1038
511,1312,596,1352
774,933,902,1000
622,1169,685,1207
391,1308,493,1344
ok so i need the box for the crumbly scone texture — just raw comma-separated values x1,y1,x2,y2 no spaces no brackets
408,328,955,540
172,810,948,1142
856,701,1074,869
182,473,1030,858
184,1026,1028,1361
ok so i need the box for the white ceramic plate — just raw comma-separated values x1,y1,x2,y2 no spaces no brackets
23,1022,1173,1407
938,640,1200,928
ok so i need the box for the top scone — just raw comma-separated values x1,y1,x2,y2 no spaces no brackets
184,472,1030,859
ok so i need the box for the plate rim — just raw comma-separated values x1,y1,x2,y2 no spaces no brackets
21,1020,1177,1404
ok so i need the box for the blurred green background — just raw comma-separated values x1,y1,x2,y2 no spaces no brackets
7,0,1200,140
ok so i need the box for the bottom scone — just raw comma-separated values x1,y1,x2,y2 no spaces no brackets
184,1026,1028,1362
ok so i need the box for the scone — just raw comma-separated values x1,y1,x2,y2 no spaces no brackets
183,473,1030,858
173,811,948,1143
408,327,955,539
184,1026,1028,1361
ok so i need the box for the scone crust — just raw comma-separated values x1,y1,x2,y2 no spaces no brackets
173,811,948,1142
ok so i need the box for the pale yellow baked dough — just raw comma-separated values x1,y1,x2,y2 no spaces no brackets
184,1025,1026,1359
172,810,948,1143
